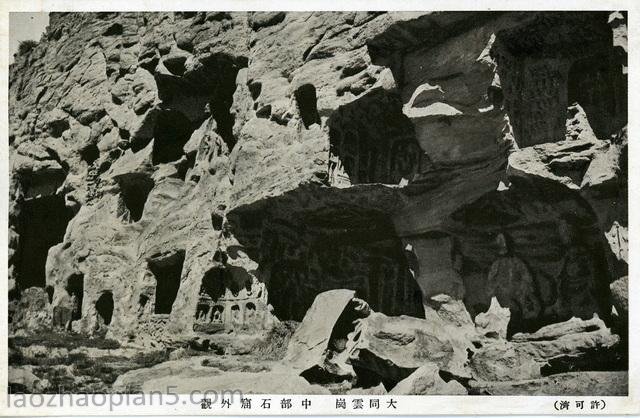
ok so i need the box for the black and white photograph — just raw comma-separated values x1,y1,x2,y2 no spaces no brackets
3,2,636,415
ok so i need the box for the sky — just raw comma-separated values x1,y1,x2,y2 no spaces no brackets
9,12,50,62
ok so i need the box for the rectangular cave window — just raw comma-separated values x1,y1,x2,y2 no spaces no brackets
79,143,100,166
96,291,114,325
116,174,154,223
149,250,185,314
294,83,320,128
65,273,84,321
152,110,195,165
568,54,626,139
15,194,73,289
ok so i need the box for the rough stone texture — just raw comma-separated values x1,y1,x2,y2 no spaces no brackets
474,297,510,339
389,363,467,395
348,311,472,382
112,356,329,394
8,11,627,395
470,371,627,396
9,288,52,334
8,366,51,393
610,276,628,318
285,289,355,371
140,371,331,394
470,315,620,382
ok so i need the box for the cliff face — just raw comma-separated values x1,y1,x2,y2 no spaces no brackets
9,11,627,345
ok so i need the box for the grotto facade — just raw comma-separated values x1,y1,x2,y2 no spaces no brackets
8,11,628,393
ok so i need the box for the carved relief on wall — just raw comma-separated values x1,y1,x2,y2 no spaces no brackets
492,14,625,147
327,89,423,186
193,266,273,333
448,189,610,334
254,221,424,322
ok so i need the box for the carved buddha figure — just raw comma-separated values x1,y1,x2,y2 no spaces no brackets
391,140,420,181
557,245,600,320
487,232,541,333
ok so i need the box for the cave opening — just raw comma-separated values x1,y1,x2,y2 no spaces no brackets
210,97,236,150
138,294,150,315
116,174,155,222
19,167,67,200
103,22,123,36
152,110,195,165
65,273,84,321
327,89,420,185
177,151,197,181
492,12,622,147
447,185,613,334
96,291,114,326
79,143,100,166
200,267,227,301
294,83,320,128
567,54,626,139
15,194,73,289
154,53,247,152
45,285,54,304
260,216,424,322
149,250,185,314
199,53,247,150
211,212,224,230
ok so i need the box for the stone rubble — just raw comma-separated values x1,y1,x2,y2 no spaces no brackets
8,11,627,395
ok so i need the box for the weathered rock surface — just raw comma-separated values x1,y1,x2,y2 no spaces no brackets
9,288,52,334
348,311,471,382
389,364,467,395
9,366,51,393
113,356,329,394
470,315,620,382
474,297,510,339
142,371,331,394
8,10,627,395
470,371,627,396
285,289,356,371
610,276,628,318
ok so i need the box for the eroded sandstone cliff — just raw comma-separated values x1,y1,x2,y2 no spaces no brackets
8,11,627,363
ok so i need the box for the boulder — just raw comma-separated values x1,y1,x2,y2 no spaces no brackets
510,315,619,362
471,315,620,382
284,289,356,371
425,293,475,332
390,363,467,395
10,288,52,334
347,383,388,395
8,366,51,393
474,297,510,339
348,311,471,383
470,339,541,382
610,276,628,318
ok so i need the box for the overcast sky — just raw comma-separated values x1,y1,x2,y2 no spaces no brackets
9,12,50,62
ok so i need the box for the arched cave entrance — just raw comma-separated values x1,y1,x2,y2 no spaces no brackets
15,194,73,289
200,267,227,301
327,89,421,185
567,54,626,139
446,182,613,334
152,110,195,165
96,291,114,325
256,215,425,322
149,250,185,314
294,83,320,128
116,174,155,223
65,273,84,321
